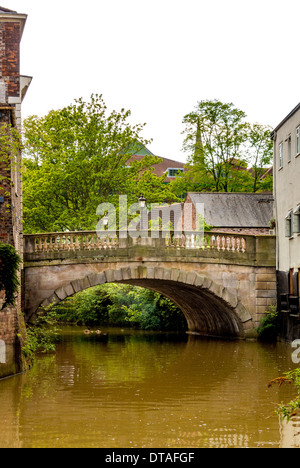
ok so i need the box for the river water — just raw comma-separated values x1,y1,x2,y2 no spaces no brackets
0,327,298,448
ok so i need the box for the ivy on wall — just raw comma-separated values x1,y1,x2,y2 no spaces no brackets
0,243,21,310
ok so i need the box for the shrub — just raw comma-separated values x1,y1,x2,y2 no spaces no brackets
0,243,21,309
257,306,279,342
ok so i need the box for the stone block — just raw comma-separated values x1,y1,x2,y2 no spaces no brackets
80,276,91,291
45,293,60,308
54,287,68,301
154,267,165,280
257,297,268,306
146,267,155,279
114,269,123,282
71,279,82,293
256,289,277,299
186,272,197,285
177,271,187,284
256,273,276,283
235,301,252,323
64,283,75,297
130,267,139,279
209,282,225,299
256,282,269,290
163,269,171,281
222,288,238,308
203,277,213,289
88,273,101,287
105,270,115,283
121,267,131,280
171,269,180,282
194,275,205,288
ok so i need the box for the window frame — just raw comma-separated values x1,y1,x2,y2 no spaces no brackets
296,125,300,156
167,168,184,178
279,142,284,169
285,210,293,238
293,205,300,234
288,135,292,162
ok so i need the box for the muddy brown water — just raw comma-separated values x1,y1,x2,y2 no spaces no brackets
0,327,298,448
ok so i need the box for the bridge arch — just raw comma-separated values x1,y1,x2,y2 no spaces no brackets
35,265,253,339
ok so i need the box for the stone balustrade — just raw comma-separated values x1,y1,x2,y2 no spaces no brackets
24,230,247,254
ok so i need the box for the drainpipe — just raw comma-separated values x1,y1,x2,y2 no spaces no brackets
272,130,279,272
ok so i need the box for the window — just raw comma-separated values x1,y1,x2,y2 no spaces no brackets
288,135,292,162
297,126,300,155
279,142,283,168
285,210,293,237
167,168,184,177
293,206,300,234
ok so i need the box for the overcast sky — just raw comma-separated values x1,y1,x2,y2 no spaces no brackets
6,0,300,162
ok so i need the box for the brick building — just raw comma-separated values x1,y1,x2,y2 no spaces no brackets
0,6,31,377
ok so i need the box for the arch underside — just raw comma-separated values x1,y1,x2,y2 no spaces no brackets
34,266,253,339
123,279,243,338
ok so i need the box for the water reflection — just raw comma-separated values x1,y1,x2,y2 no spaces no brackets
0,328,298,448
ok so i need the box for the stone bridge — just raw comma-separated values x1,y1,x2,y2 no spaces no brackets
23,230,276,339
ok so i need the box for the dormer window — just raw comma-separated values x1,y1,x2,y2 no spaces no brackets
167,168,184,177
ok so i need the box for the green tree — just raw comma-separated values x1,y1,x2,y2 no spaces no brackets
22,94,177,233
0,123,22,215
182,100,249,192
174,99,273,194
54,284,187,331
245,122,273,192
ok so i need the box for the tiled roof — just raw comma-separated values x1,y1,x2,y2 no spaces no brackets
127,154,186,182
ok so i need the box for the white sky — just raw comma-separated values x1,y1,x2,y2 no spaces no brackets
6,0,300,162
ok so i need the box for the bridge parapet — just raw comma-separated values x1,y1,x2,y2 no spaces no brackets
23,230,275,268
24,230,248,253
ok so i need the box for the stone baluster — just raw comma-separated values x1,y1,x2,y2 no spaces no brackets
210,235,216,249
74,235,80,250
37,236,42,252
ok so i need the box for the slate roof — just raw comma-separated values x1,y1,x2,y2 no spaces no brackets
271,102,300,138
187,192,274,228
0,6,17,13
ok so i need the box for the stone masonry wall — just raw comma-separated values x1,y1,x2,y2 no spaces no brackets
0,15,26,378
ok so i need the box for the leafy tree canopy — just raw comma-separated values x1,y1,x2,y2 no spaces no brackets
171,99,273,195
22,94,178,233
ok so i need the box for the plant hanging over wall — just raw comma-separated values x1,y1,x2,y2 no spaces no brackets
0,123,22,213
0,243,21,310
